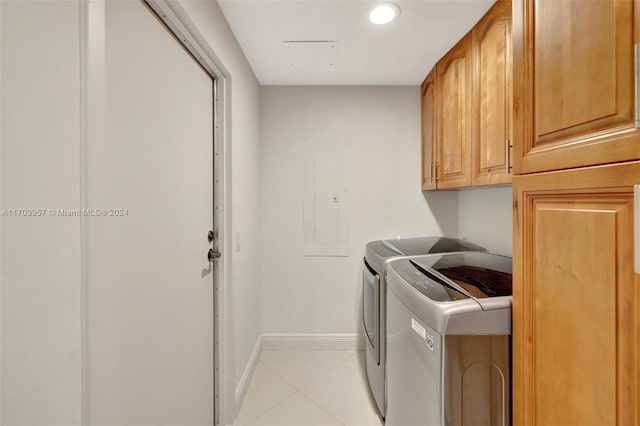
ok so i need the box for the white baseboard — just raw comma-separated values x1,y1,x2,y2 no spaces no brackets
235,335,262,411
261,333,364,351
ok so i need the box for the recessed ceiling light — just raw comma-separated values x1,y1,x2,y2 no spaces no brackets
369,3,400,25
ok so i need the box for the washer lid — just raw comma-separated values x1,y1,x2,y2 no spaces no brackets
364,237,485,273
383,237,485,257
412,252,512,300
387,254,513,334
391,259,473,303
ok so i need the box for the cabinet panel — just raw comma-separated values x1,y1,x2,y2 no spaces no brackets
472,0,512,186
534,203,618,425
535,1,619,136
513,0,640,174
421,68,437,190
513,162,640,426
436,33,472,189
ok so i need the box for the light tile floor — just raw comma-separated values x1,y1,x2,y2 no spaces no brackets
234,350,384,426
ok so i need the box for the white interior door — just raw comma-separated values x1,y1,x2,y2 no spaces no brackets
88,1,215,424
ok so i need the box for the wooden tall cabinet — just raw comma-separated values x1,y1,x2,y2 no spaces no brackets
513,0,640,174
472,0,512,186
512,0,640,424
436,33,473,189
421,68,437,190
513,163,640,425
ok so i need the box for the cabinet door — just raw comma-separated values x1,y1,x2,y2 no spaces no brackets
513,162,640,426
472,0,512,186
421,68,437,190
436,33,472,189
513,0,640,174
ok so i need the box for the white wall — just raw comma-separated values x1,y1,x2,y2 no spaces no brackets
259,86,458,337
1,1,82,424
1,1,262,424
458,186,513,256
178,0,262,408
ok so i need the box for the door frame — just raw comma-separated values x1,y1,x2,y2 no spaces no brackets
80,1,234,424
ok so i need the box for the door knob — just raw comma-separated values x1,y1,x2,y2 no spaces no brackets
208,248,221,262
207,230,215,243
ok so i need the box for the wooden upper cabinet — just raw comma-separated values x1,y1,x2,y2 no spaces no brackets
472,0,512,186
421,3,513,191
436,33,473,189
513,0,640,174
421,68,437,190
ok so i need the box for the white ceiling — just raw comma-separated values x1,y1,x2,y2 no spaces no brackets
217,0,496,86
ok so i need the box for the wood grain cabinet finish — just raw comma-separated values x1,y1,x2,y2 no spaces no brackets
472,0,512,186
421,2,513,191
436,33,473,189
513,0,640,174
513,162,640,426
421,68,437,190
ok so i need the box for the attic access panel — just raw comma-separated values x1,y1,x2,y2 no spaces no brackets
282,41,339,71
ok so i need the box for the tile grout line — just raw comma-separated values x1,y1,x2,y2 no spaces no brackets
256,358,307,391
247,390,345,426
242,391,301,426
235,361,297,425
257,356,333,392
296,364,355,426
296,389,347,426
297,358,383,426
244,352,374,426
259,350,358,392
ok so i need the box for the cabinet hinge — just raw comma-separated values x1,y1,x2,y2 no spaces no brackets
635,44,640,128
513,198,518,210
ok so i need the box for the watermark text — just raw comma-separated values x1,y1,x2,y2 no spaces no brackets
1,208,129,217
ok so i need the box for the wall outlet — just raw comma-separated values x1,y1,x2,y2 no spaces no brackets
235,231,240,252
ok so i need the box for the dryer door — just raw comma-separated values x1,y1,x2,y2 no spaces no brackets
363,259,380,364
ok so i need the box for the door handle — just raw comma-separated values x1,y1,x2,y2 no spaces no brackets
208,248,221,262
207,230,220,262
